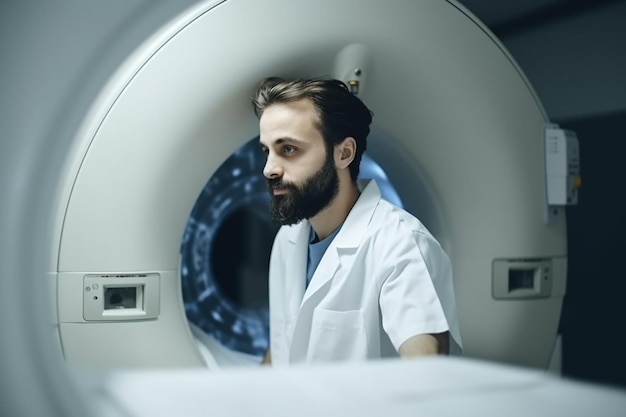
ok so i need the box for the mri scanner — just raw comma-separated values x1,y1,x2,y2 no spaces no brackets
51,0,570,370
2,0,625,416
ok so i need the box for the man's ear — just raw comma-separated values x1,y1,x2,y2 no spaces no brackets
335,137,357,169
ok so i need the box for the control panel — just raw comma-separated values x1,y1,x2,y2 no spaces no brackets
492,258,553,300
83,273,160,321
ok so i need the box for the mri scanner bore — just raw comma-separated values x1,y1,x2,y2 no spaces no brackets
180,136,403,359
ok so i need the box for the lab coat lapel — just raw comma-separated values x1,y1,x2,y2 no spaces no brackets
284,222,309,318
288,241,341,363
300,240,340,303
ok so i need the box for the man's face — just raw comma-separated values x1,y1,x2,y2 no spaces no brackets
259,99,339,225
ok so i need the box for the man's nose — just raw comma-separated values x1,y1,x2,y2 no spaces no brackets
263,154,283,179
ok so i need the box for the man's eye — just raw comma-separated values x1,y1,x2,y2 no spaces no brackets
283,145,296,155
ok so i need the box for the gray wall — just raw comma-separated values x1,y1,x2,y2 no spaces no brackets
501,1,626,120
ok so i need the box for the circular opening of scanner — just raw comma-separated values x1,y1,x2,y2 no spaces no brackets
210,206,275,310
181,137,402,357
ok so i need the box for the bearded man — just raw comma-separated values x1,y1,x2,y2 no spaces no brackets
253,77,462,365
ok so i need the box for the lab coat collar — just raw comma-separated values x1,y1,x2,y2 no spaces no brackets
284,179,381,249
332,179,381,248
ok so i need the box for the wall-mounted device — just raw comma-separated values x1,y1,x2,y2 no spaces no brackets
83,273,160,321
545,126,581,206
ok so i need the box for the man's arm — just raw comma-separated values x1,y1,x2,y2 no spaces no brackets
398,332,449,357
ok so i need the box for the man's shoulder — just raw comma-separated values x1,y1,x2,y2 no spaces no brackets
367,199,441,246
372,198,422,230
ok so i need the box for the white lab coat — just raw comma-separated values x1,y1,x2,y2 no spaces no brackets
268,179,462,365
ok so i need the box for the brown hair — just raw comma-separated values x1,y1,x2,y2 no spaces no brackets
252,77,373,181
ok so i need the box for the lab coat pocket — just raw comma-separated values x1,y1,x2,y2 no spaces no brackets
307,308,367,362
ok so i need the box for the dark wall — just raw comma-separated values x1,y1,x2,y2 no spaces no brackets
559,110,626,388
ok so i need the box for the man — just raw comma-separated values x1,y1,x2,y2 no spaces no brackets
252,77,461,365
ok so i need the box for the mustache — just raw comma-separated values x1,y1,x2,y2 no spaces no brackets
267,178,295,190
267,178,282,188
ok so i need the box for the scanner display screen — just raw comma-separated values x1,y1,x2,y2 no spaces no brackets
104,287,137,310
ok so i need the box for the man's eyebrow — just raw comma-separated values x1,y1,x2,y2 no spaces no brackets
264,137,307,146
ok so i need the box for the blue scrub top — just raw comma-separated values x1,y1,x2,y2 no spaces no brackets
306,224,342,287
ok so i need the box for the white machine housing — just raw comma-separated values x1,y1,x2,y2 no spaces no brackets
50,0,568,370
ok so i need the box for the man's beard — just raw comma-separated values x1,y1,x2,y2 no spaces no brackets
267,153,339,225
